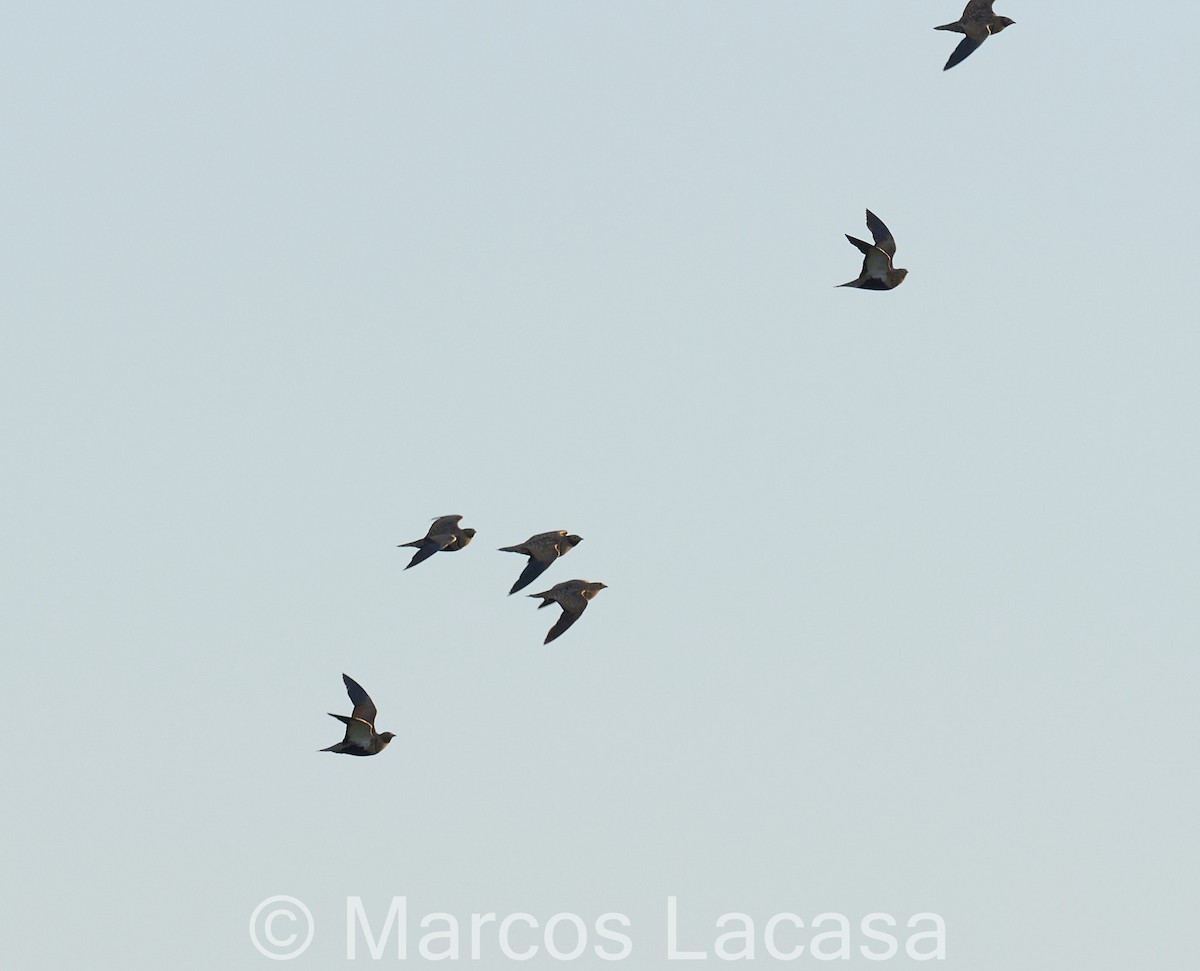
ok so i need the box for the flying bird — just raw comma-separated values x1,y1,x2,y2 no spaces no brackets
320,674,395,756
398,515,475,569
499,530,584,595
936,1,1015,70
528,579,608,644
838,210,908,290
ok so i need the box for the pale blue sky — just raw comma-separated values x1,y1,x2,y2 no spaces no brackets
2,2,1197,967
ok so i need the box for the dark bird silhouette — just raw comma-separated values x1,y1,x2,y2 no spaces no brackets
499,530,584,595
320,674,395,756
398,515,475,569
936,0,1015,70
838,210,908,290
528,579,608,644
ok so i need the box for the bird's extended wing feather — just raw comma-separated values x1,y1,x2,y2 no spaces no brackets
510,557,554,595
864,210,896,257
845,234,874,257
545,606,584,644
405,535,454,569
342,674,378,727
944,35,982,70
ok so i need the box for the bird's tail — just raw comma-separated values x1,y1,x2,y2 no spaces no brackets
327,713,353,725
934,21,964,32
528,594,554,609
497,545,525,554
397,539,422,548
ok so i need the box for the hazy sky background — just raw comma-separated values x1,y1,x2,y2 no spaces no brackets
2,2,1197,967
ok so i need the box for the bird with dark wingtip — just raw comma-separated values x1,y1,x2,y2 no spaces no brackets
499,530,584,595
398,514,475,569
528,579,607,644
838,210,908,290
936,0,1015,71
320,674,395,756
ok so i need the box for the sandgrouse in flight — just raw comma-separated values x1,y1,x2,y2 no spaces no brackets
528,579,608,644
398,515,476,570
499,530,584,595
936,1,1015,71
838,210,908,290
320,674,395,757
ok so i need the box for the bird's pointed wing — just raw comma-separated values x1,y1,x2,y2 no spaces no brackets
944,34,982,69
342,674,378,727
544,603,586,644
510,556,554,595
864,211,896,257
845,234,874,257
405,535,454,568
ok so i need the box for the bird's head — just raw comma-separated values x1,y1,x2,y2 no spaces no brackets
565,534,584,548
893,268,909,286
992,16,1015,32
379,732,397,745
585,582,608,599
461,528,477,542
